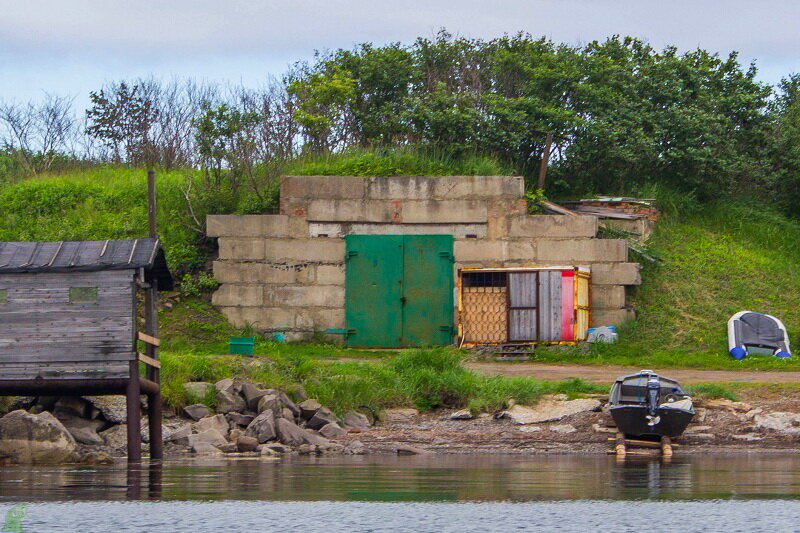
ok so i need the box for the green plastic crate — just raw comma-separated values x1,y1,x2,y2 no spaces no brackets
229,337,255,356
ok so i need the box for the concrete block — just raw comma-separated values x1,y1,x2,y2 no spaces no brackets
591,308,636,328
218,238,265,260
591,263,641,285
311,308,345,330
509,215,597,238
309,222,487,239
281,176,366,199
263,285,345,308
505,240,537,261
591,286,626,309
213,262,297,284
206,215,289,238
263,238,345,263
401,200,488,223
212,285,263,307
220,307,296,330
432,176,524,199
536,239,628,262
296,265,316,284
307,199,399,223
454,240,506,262
367,176,434,200
316,265,345,286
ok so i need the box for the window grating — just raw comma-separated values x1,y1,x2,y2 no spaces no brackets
462,271,507,288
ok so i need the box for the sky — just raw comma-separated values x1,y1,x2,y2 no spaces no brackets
1,0,799,111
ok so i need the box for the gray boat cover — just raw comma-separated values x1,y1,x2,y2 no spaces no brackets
735,312,785,348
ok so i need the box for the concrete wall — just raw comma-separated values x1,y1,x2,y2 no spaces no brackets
207,175,641,341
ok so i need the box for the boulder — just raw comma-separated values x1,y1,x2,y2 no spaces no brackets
187,429,228,449
319,422,347,439
343,411,371,428
298,399,322,421
276,418,329,447
227,413,255,427
499,399,601,425
549,424,577,434
164,423,191,445
53,396,91,419
278,392,301,418
754,412,800,434
183,404,211,421
281,408,295,421
83,396,128,424
703,398,753,412
382,408,419,423
306,407,338,431
257,394,282,417
241,383,269,411
99,424,128,449
0,410,79,464
245,411,277,443
80,450,114,465
287,384,308,403
195,414,229,436
191,442,223,455
263,443,293,454
236,436,259,452
214,379,236,394
344,440,365,455
396,445,431,456
215,390,246,414
58,416,106,445
260,446,279,457
218,442,238,453
184,382,214,401
450,409,473,420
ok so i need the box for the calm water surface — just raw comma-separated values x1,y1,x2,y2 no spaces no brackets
2,454,800,531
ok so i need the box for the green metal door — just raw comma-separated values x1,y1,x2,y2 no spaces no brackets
402,235,454,346
344,235,454,348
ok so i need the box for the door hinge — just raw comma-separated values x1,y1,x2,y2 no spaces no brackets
439,325,454,334
438,251,454,262
345,251,358,261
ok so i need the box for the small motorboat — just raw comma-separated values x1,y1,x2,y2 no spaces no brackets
608,370,695,438
728,311,791,360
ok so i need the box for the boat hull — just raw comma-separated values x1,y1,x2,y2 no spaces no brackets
610,405,694,437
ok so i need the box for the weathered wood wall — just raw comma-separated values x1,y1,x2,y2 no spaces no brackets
0,270,135,379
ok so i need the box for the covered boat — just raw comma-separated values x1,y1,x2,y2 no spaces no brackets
728,311,791,360
608,371,695,438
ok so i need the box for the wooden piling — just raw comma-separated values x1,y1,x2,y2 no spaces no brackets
661,435,673,458
126,360,142,463
615,431,626,458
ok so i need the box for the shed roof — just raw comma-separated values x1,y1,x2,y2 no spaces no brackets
0,238,173,290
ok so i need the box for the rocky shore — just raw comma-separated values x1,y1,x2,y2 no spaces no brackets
2,381,800,464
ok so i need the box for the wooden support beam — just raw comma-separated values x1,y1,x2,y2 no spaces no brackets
606,437,680,448
661,435,673,458
137,332,160,347
126,361,142,463
138,352,161,369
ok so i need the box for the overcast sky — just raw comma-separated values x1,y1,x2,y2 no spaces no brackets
1,0,798,110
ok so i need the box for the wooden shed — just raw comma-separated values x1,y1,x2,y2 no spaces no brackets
0,238,173,461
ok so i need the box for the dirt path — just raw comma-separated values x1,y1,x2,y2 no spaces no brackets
466,362,800,384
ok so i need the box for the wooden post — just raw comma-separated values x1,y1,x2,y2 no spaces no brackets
536,132,553,190
144,278,162,460
661,435,673,458
615,431,626,458
126,360,142,463
147,170,157,239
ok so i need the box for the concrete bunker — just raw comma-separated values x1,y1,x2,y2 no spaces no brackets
206,175,641,346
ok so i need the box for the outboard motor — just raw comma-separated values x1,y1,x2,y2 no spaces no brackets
645,375,661,427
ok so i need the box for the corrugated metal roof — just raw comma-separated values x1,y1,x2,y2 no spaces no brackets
0,238,173,290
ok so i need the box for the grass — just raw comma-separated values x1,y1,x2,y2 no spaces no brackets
158,346,608,415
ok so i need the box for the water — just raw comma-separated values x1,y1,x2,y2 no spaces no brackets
3,454,800,531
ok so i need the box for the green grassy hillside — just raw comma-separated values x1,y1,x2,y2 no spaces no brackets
533,201,800,370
